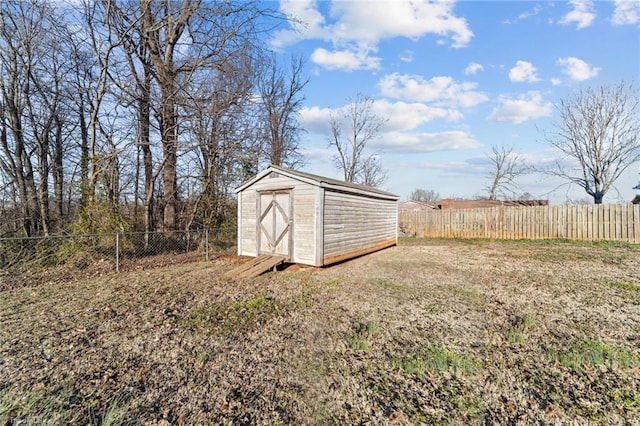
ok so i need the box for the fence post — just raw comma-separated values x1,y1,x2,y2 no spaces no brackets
205,229,209,261
116,233,120,273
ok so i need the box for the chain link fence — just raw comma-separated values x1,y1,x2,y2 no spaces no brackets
0,228,236,275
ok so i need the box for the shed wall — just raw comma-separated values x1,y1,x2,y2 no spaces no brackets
238,190,257,257
323,190,397,265
237,173,318,265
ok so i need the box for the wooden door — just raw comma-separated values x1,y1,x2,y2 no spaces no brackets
258,190,292,257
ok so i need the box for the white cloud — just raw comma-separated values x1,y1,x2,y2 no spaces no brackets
372,131,480,153
298,146,333,163
400,50,414,63
551,78,562,86
301,99,464,137
300,101,478,157
374,99,463,129
509,60,540,83
271,0,473,71
465,62,484,75
300,106,335,134
503,4,544,24
311,47,381,71
327,1,473,47
559,0,596,29
557,57,600,81
378,73,488,108
612,0,640,25
487,91,553,124
270,0,328,49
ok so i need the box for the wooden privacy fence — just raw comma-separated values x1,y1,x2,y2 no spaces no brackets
399,203,640,243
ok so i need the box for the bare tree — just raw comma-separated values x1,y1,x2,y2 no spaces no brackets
0,0,75,235
485,145,528,200
138,0,274,230
0,0,292,236
410,189,440,202
184,42,260,229
258,54,308,168
359,155,387,187
329,93,387,185
543,82,640,204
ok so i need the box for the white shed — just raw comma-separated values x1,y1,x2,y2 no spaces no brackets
235,165,399,267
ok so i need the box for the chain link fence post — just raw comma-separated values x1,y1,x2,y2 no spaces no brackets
205,229,209,261
115,233,120,273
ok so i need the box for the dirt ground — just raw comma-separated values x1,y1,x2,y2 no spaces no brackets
1,238,639,425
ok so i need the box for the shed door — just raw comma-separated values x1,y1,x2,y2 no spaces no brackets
258,190,292,257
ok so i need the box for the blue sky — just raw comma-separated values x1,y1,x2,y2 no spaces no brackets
267,0,640,204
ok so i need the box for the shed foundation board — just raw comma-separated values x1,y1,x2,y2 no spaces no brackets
224,255,285,279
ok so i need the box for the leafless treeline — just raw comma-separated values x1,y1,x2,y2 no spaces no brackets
0,0,307,237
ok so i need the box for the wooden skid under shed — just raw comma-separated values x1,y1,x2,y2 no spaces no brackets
224,255,285,279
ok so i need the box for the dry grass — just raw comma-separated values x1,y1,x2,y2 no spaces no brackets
1,238,639,425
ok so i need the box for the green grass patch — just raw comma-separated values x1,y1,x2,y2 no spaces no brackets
350,320,381,353
322,278,342,287
604,281,640,292
451,393,486,419
372,278,408,292
392,345,481,377
0,390,47,424
506,328,526,345
607,388,640,412
450,287,483,299
350,334,370,353
181,295,281,335
505,313,536,345
0,388,129,425
548,339,639,371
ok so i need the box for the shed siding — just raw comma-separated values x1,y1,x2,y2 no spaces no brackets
291,184,316,265
239,189,257,257
323,190,397,264
238,173,317,265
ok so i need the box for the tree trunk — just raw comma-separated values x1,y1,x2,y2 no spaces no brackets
593,192,604,204
140,68,154,237
52,116,64,221
35,135,50,235
161,86,178,230
78,94,90,207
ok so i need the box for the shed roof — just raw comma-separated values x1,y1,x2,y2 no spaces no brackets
236,165,399,201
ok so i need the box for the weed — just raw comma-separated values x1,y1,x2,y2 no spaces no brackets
350,334,370,353
299,360,328,379
548,339,639,371
604,281,640,292
607,388,640,412
392,346,481,377
521,313,536,328
195,351,209,365
450,287,483,299
505,313,535,345
0,391,42,422
322,278,342,287
373,278,407,292
0,389,70,425
391,355,427,376
92,396,129,426
506,328,526,345
350,320,381,353
363,320,380,336
181,295,281,335
289,287,318,309
451,394,486,418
